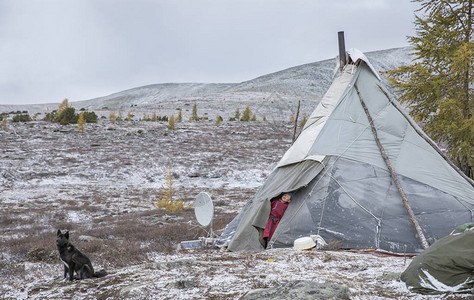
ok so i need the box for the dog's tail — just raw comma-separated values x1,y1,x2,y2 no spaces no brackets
93,269,107,278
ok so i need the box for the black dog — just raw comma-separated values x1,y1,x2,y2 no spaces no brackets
56,229,106,281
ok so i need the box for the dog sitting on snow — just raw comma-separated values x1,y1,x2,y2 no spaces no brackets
56,229,106,281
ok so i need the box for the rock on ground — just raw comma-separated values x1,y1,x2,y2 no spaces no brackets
242,280,350,300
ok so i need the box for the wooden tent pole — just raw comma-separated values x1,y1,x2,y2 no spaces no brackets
355,85,429,250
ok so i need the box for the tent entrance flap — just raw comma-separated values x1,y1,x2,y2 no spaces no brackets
225,159,325,252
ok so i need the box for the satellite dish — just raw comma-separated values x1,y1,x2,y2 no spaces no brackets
194,192,214,228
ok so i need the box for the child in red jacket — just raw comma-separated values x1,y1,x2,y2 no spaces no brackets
263,192,292,248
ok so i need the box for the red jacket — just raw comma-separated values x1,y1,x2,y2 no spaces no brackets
263,197,289,241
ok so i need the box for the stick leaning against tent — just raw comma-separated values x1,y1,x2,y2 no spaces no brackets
355,85,430,250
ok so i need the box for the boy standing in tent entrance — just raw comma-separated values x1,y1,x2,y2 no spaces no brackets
263,193,292,248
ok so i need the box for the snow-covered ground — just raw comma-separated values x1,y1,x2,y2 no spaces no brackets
1,248,431,300
1,120,470,299
1,47,470,299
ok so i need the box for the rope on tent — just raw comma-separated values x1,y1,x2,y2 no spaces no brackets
315,160,329,236
377,84,474,188
355,84,430,250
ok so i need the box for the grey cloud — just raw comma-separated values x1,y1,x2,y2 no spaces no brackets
0,0,418,105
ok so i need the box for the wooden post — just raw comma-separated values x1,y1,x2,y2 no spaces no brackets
355,85,430,250
292,100,301,143
338,31,346,70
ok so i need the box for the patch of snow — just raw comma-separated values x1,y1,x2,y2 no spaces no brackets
419,269,473,293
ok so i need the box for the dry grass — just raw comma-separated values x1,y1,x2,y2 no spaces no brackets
0,206,237,274
0,121,292,296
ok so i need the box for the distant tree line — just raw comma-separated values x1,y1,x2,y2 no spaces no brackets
43,108,98,125
0,99,98,125
12,114,32,122
1,111,33,123
43,99,98,125
1,100,307,132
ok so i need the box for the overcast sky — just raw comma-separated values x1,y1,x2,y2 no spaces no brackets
0,0,420,105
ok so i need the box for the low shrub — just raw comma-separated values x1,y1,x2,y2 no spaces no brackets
12,114,32,122
154,198,189,212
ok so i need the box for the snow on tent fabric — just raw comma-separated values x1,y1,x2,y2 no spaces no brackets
217,49,474,253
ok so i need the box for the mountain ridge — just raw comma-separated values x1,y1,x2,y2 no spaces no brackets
0,47,412,120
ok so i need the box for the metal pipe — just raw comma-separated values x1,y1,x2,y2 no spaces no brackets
338,31,346,70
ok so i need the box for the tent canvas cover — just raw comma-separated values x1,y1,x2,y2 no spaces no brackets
218,49,474,253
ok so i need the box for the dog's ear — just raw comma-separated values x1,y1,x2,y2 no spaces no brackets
65,231,69,239
57,229,61,236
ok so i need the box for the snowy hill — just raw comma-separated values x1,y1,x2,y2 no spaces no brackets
0,47,412,120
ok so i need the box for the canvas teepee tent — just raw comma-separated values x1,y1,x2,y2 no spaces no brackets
218,49,474,253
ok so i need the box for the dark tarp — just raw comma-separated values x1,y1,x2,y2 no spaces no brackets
401,229,474,294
